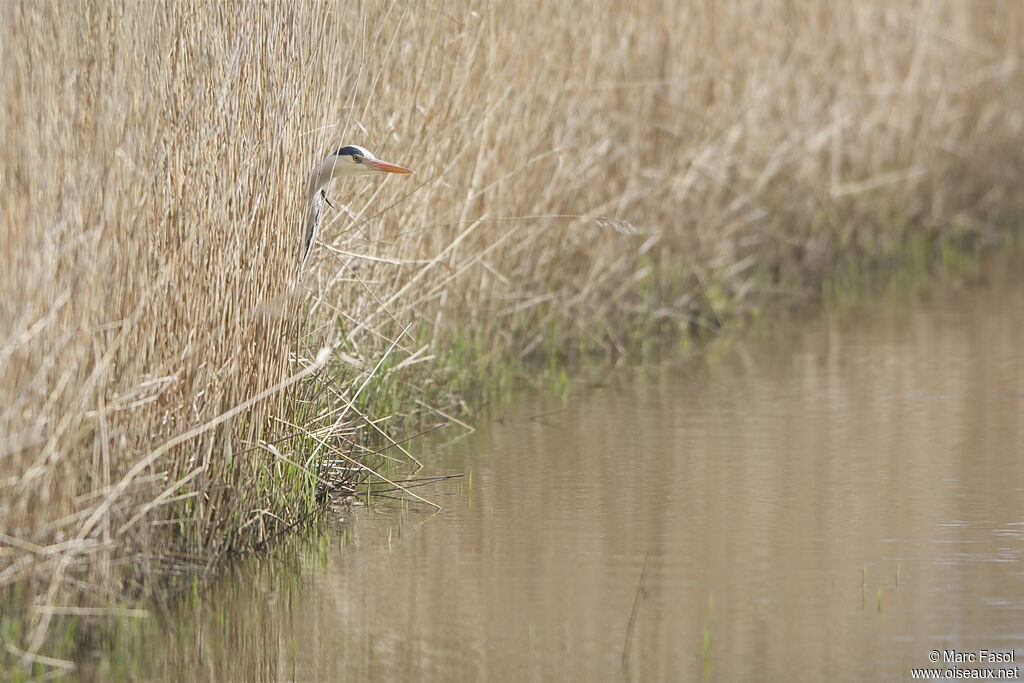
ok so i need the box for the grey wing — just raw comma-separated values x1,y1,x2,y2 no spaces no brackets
302,189,325,263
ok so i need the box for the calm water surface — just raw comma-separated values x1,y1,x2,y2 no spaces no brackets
87,265,1024,681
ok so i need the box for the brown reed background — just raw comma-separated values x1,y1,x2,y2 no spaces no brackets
2,0,1022,665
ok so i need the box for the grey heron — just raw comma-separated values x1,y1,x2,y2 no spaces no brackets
303,145,413,262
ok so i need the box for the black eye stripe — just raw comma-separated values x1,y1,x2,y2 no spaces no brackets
336,145,365,158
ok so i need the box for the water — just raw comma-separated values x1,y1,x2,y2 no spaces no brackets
83,263,1024,681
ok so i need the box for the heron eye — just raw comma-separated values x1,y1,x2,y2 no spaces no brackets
352,154,364,163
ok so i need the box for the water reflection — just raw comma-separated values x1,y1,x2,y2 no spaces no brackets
84,264,1024,681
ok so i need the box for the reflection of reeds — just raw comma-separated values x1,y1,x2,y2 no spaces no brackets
2,0,1023,667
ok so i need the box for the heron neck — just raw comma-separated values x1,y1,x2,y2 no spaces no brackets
308,162,334,200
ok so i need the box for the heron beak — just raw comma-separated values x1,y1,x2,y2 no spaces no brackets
363,158,413,174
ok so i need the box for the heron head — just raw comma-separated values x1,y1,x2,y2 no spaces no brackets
327,145,413,178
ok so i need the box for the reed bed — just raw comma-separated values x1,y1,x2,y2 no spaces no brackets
2,0,1023,670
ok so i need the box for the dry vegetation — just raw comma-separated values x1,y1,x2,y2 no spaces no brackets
2,0,1023,670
